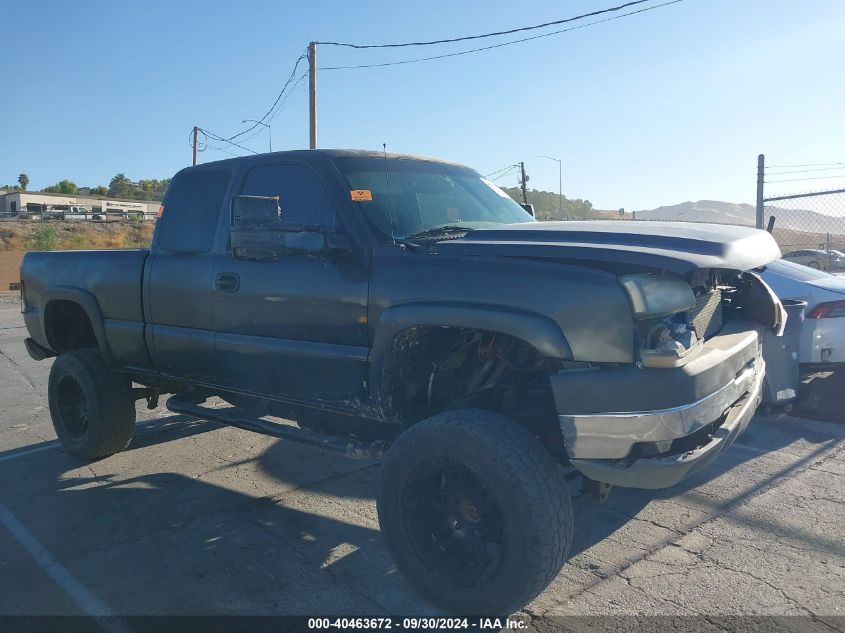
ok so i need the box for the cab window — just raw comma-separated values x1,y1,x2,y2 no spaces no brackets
239,163,336,229
159,168,231,254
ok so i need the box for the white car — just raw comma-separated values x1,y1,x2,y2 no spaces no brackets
760,259,845,364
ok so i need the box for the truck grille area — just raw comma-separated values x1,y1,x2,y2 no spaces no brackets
691,289,723,339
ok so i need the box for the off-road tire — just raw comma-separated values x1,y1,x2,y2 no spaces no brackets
377,408,573,614
48,349,136,460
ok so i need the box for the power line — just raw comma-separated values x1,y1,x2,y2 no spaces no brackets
226,50,309,142
189,128,245,160
198,128,258,155
484,164,519,179
490,168,519,180
316,0,652,49
232,71,308,146
765,173,845,183
765,165,845,175
766,161,845,169
201,143,240,158
319,0,684,70
187,1,681,156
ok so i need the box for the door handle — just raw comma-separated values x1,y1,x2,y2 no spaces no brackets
214,273,240,293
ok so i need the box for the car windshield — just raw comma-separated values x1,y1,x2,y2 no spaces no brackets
335,156,535,240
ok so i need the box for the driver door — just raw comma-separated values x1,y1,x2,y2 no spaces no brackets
211,161,370,409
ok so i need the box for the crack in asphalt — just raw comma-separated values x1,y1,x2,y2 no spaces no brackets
537,441,845,617
0,346,36,391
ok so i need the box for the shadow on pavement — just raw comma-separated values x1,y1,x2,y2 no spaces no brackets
0,414,427,615
796,365,845,422
0,405,841,616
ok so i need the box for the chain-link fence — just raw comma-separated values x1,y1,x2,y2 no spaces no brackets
755,155,845,269
762,188,845,269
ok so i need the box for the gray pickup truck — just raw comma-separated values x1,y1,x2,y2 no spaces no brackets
20,150,784,614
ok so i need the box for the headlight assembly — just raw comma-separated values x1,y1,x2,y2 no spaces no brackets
619,274,696,319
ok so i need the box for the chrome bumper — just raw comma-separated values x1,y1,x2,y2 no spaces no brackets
561,356,765,489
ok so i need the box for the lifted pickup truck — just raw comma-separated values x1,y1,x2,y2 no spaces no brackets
20,150,784,614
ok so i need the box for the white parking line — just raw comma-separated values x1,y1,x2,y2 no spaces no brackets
0,443,60,463
0,416,204,465
0,501,127,632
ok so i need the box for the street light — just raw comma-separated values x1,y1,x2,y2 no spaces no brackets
242,119,272,152
537,155,563,216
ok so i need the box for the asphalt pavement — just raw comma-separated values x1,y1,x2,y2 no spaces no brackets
0,292,842,627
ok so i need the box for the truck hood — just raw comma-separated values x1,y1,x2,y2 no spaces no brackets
435,221,782,275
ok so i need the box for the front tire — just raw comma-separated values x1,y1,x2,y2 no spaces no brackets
377,409,573,614
48,349,136,460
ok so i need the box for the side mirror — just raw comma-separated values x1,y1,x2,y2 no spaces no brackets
521,203,535,217
233,195,280,225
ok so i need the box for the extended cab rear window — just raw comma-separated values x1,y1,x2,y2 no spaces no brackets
159,168,231,253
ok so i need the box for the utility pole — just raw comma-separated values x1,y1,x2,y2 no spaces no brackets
519,161,529,205
755,153,765,229
308,42,317,149
192,126,198,166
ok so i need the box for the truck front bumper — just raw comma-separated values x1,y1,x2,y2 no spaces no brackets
551,322,765,489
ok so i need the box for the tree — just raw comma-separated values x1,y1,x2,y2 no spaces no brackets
42,179,79,195
501,187,595,220
135,178,171,200
18,173,29,191
89,185,109,196
108,173,134,199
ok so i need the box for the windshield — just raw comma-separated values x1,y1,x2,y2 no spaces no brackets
335,156,535,240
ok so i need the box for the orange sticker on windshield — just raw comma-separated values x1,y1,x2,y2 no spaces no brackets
350,189,373,202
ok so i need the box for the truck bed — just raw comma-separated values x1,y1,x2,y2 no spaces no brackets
21,249,150,364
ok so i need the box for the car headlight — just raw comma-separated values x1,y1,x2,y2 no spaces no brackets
619,274,696,319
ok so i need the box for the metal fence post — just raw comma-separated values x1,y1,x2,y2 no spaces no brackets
756,153,765,229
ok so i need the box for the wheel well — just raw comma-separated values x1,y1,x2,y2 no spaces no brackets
380,326,566,459
44,300,99,354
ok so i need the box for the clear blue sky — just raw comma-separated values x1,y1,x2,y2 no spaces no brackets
2,0,843,210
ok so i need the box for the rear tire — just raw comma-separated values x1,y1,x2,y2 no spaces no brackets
48,349,136,460
808,261,821,270
377,409,573,614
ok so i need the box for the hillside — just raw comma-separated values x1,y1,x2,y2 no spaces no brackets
636,199,845,235
636,200,756,225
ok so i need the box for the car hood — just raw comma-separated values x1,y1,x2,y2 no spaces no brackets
436,221,782,275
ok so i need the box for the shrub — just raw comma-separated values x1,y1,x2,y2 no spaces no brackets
25,225,60,251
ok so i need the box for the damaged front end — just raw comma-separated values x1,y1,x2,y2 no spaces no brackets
628,268,786,369
552,264,785,490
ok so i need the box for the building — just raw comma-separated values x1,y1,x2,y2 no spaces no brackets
0,190,159,220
